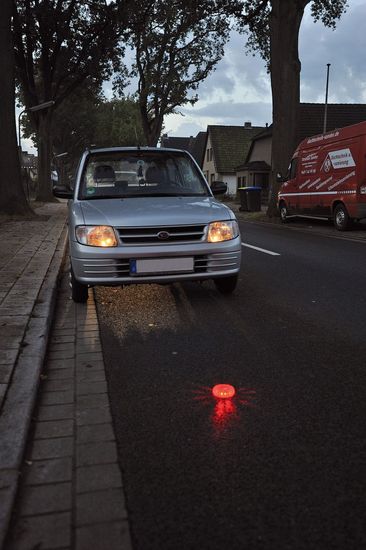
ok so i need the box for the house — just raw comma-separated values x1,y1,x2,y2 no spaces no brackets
160,132,207,167
240,103,366,200
21,150,37,169
202,122,265,195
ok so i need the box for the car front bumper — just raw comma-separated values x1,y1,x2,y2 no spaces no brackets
70,237,242,285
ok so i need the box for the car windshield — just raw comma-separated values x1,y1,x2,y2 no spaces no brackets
79,150,209,200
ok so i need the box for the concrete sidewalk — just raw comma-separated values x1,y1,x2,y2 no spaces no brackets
5,262,132,550
0,202,132,550
0,202,67,549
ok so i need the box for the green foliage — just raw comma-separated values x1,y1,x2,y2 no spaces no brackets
123,0,234,145
310,0,348,28
95,98,146,148
13,0,124,108
25,89,145,181
51,84,105,161
50,91,145,164
234,0,348,62
13,0,128,199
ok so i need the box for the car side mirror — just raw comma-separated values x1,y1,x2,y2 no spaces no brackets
276,173,287,183
211,181,227,195
53,185,73,199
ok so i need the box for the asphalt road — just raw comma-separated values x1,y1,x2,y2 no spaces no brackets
95,220,366,550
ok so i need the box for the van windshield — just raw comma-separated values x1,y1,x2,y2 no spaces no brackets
79,150,209,200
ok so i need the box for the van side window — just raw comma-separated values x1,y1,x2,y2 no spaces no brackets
289,158,298,180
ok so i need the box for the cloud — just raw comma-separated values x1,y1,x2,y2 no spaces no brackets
182,101,271,125
165,121,207,138
167,0,366,136
300,1,366,103
195,31,271,105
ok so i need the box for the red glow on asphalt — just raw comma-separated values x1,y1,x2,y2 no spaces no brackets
213,398,236,422
212,384,236,399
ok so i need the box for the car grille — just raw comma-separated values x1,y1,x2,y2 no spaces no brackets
82,252,240,279
116,225,206,245
83,259,131,277
196,252,241,272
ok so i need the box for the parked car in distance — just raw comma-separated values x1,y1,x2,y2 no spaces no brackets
278,121,366,230
53,147,242,302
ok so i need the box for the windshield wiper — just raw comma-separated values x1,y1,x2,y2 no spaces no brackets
138,192,207,197
81,192,208,200
81,195,124,200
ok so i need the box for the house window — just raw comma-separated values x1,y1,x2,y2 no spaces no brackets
210,173,215,184
206,148,213,162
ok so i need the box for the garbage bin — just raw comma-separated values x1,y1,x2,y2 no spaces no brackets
238,187,248,211
246,186,261,211
238,186,261,212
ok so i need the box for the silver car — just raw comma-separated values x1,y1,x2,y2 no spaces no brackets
54,147,241,302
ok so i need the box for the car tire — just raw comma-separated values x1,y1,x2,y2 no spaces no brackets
214,275,238,294
333,204,350,231
70,269,89,303
279,202,288,223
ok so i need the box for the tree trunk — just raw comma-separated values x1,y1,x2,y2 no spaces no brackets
0,0,34,216
36,112,54,202
148,115,164,147
139,99,163,147
267,0,306,217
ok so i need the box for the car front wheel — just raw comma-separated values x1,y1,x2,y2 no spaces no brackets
214,275,238,294
333,204,350,231
70,269,89,303
279,202,288,223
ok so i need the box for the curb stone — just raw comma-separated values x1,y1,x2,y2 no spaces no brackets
0,224,68,550
5,265,132,550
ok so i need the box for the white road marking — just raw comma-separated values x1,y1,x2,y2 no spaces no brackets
241,243,281,256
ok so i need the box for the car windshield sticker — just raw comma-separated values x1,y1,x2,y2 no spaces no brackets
86,187,96,195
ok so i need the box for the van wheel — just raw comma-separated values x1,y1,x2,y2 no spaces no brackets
334,204,350,231
70,269,89,303
279,202,288,223
214,275,238,294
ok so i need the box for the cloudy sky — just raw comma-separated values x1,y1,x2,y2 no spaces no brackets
22,0,366,152
164,0,366,137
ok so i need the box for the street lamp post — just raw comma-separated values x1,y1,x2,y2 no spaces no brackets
18,100,55,152
323,64,331,134
18,100,55,201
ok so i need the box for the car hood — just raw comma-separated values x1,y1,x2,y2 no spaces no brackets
79,196,235,227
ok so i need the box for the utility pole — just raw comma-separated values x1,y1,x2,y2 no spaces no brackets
18,100,55,151
323,63,331,134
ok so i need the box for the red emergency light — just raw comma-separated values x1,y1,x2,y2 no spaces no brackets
212,384,236,399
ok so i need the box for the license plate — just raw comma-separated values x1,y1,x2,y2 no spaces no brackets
130,257,194,275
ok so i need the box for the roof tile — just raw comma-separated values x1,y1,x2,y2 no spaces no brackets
208,125,264,173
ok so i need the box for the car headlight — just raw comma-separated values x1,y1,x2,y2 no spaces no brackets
75,225,118,247
207,221,239,243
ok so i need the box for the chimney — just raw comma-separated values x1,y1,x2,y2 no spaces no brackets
244,121,252,128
